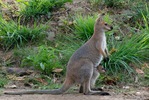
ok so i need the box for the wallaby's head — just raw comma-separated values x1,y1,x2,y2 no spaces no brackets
95,13,113,31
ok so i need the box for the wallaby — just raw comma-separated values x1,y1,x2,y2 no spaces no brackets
4,13,113,95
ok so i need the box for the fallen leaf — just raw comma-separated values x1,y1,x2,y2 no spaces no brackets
36,78,48,85
109,48,117,54
7,75,25,81
142,63,149,69
135,92,141,96
123,86,130,89
135,68,144,75
52,68,63,73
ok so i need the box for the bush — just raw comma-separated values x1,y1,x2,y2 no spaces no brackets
0,17,47,50
21,46,62,74
18,0,72,18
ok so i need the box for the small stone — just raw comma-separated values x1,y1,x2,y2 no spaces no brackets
135,92,141,96
123,86,130,89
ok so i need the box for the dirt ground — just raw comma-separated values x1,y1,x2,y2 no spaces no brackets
1,88,149,100
0,94,132,100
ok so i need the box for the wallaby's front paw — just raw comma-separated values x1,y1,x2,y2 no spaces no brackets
103,57,109,62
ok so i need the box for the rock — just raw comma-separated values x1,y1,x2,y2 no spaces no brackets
6,67,33,76
46,31,55,41
5,84,17,89
123,86,130,89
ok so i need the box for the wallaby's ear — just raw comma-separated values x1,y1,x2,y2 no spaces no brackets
96,13,105,22
100,13,105,20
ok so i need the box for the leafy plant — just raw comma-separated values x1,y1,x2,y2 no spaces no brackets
21,46,62,74
18,0,72,18
0,17,47,50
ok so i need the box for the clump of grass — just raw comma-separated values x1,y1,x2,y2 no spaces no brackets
127,0,149,26
0,73,8,88
0,17,47,50
88,0,102,7
21,46,62,74
104,33,149,80
74,14,97,40
103,0,126,8
74,14,112,40
18,0,72,19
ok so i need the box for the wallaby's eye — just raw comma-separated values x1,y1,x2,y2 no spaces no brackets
105,23,108,26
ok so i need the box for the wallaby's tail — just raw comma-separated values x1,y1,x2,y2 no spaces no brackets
4,79,73,95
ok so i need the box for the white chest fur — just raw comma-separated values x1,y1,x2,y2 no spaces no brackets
95,33,107,67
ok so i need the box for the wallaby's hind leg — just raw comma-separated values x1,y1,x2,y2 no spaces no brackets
81,63,110,95
79,68,101,93
90,68,99,89
83,79,110,95
79,67,102,93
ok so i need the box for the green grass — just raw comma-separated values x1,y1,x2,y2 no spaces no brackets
74,14,112,40
55,34,84,66
0,73,8,88
0,17,47,50
88,0,102,6
103,0,126,8
18,0,72,19
74,14,97,40
73,13,149,83
103,33,149,80
130,2,149,25
14,46,62,74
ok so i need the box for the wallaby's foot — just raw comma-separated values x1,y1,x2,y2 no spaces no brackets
84,91,110,96
91,87,103,91
79,87,103,93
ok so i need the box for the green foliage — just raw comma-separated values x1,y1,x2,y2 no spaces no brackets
18,0,72,18
127,0,149,25
104,33,149,78
74,15,97,40
88,0,102,6
55,34,84,66
74,14,112,40
104,0,126,8
0,17,47,50
0,74,8,88
21,46,62,74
